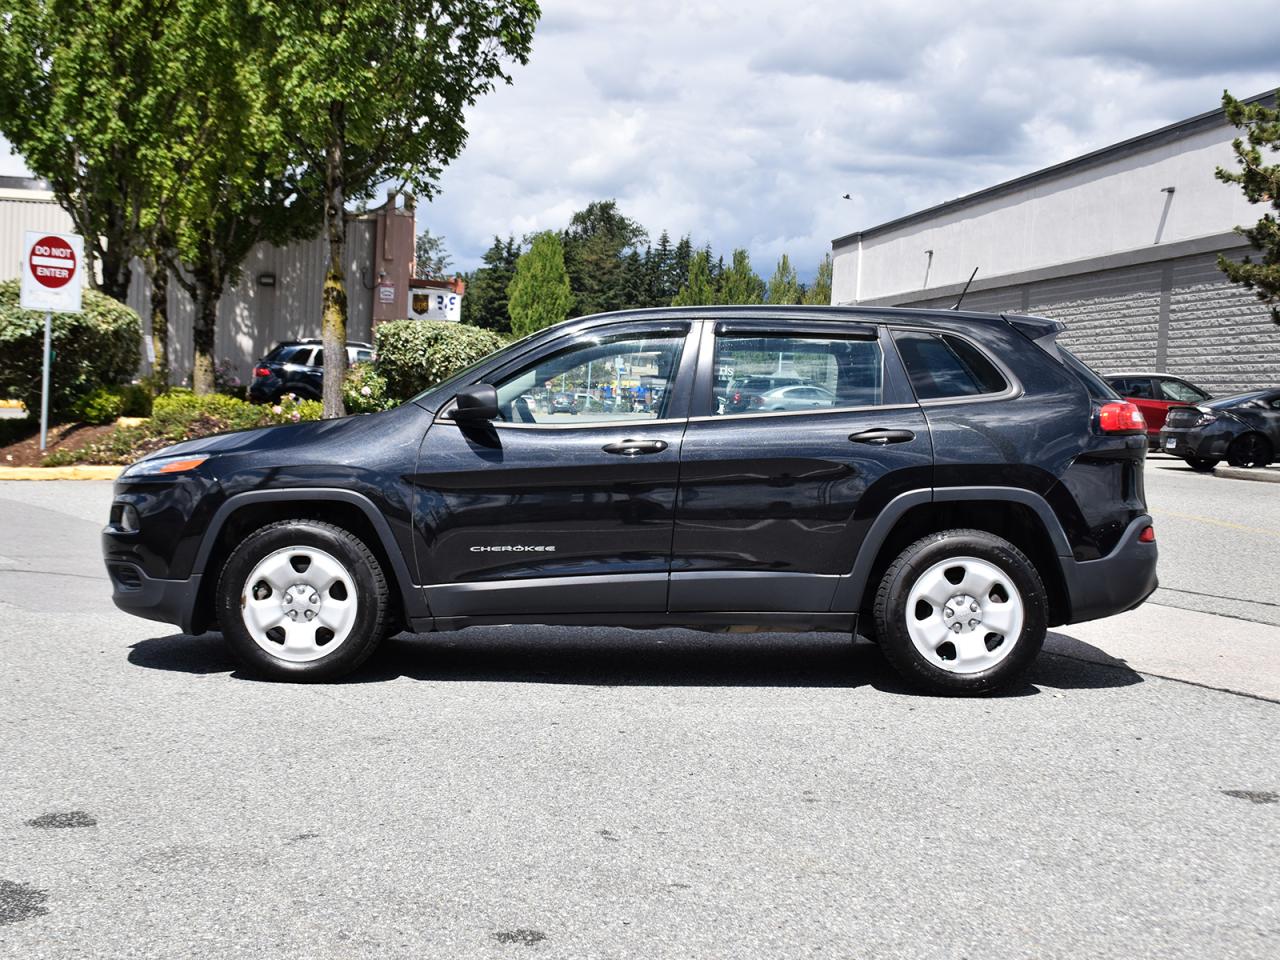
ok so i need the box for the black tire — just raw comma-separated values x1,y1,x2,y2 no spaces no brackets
1226,433,1272,469
1184,456,1219,472
215,519,390,681
872,528,1048,696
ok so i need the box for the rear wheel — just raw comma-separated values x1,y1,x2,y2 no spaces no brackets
872,529,1047,695
1227,434,1272,469
216,520,389,681
1184,456,1219,472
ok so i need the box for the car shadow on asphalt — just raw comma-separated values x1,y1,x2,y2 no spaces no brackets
128,627,1144,696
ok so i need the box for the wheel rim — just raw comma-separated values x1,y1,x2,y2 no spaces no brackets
1233,435,1267,468
904,556,1024,675
239,546,358,662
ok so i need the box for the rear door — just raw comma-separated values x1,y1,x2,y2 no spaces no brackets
669,320,932,612
412,321,698,619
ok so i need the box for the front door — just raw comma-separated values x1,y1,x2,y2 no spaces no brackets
670,320,933,612
412,322,697,619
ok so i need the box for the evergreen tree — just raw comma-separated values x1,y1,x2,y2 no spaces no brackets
650,231,674,304
719,249,766,304
669,235,693,301
1216,89,1280,324
804,253,833,305
562,200,646,317
672,250,717,306
767,254,803,305
507,231,573,336
466,235,520,332
620,248,647,309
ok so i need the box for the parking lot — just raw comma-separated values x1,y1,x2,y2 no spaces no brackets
2,461,1278,958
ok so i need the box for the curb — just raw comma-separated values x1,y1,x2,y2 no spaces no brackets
1213,465,1280,484
0,465,122,481
0,400,24,410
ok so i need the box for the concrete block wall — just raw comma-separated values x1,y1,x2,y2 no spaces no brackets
903,246,1280,396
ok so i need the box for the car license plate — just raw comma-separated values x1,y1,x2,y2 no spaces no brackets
1165,437,1177,449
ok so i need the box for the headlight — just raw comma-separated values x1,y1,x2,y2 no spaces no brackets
121,455,209,479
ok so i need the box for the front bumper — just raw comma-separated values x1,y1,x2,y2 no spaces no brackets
1060,514,1158,624
105,560,203,633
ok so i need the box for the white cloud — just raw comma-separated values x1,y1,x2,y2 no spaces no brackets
413,0,1279,279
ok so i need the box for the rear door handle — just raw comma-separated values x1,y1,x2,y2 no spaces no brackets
602,439,669,456
849,428,916,445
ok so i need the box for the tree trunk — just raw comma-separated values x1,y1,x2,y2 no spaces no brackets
148,259,170,388
321,110,348,419
192,275,218,395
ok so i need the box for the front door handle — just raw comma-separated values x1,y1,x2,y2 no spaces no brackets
602,439,669,456
849,428,916,445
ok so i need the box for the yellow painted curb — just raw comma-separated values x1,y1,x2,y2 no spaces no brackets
0,399,24,409
0,465,122,481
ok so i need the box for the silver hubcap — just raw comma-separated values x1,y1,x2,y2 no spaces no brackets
240,546,358,662
905,556,1024,674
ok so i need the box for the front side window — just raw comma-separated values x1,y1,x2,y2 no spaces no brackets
713,333,882,415
490,329,686,425
893,332,1008,401
1158,379,1208,403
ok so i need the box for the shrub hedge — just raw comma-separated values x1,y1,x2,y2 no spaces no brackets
0,279,142,417
373,320,505,401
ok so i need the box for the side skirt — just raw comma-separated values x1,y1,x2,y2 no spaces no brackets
411,612,857,634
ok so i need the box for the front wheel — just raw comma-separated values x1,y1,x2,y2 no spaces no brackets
216,520,390,681
1184,456,1219,472
872,529,1047,695
1227,434,1272,469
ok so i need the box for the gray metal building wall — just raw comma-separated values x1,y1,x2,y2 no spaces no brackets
903,242,1279,397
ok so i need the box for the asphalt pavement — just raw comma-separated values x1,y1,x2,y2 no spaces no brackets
1,470,1277,959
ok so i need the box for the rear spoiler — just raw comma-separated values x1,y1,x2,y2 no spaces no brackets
1003,314,1066,361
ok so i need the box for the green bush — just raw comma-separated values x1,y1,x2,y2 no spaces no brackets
373,320,505,401
73,385,126,424
117,383,153,417
343,362,394,414
43,391,322,466
0,279,143,418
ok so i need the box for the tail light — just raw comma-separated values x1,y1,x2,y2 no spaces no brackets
253,366,271,378
732,392,741,404
1098,401,1146,433
1138,525,1155,543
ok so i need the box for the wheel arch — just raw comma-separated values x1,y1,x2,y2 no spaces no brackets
833,487,1073,628
189,489,422,634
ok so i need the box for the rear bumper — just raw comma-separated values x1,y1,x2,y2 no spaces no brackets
1060,514,1158,624
1159,425,1232,460
105,560,203,634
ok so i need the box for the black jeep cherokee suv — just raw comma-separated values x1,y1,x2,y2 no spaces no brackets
103,306,1158,695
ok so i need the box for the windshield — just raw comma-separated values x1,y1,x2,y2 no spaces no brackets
1206,390,1272,410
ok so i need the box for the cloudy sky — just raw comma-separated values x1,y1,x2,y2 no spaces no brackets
4,0,1276,279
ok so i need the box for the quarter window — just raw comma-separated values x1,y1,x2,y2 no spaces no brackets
893,332,1008,401
713,333,882,416
490,330,686,424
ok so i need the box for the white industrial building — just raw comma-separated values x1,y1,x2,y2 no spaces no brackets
831,91,1279,396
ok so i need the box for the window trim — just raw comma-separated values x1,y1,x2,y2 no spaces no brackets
693,321,891,422
888,326,1022,407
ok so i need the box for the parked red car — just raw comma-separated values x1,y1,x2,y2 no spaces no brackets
1105,372,1212,448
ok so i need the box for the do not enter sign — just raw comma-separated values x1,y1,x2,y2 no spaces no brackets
20,230,83,313
29,235,76,288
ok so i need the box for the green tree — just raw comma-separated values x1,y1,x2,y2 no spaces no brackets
269,0,539,416
672,250,717,306
669,235,693,300
649,231,674,304
719,249,765,304
1216,89,1280,325
507,231,572,337
562,200,646,317
415,229,452,279
804,253,833,305
465,236,521,332
767,254,802,305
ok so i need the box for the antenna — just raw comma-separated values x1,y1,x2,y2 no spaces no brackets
952,268,979,310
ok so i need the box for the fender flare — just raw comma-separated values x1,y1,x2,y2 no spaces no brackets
192,488,426,619
829,485,1073,612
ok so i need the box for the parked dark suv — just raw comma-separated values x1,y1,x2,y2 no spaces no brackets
103,306,1158,695
248,340,374,403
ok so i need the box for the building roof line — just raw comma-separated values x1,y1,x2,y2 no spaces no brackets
832,89,1276,249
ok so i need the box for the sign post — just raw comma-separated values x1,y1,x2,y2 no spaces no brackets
20,231,83,451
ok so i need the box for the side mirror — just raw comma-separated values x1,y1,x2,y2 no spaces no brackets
450,383,499,422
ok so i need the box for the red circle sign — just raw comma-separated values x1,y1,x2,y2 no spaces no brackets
29,235,76,289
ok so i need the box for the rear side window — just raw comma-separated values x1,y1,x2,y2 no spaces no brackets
893,332,1007,401
1058,348,1119,401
